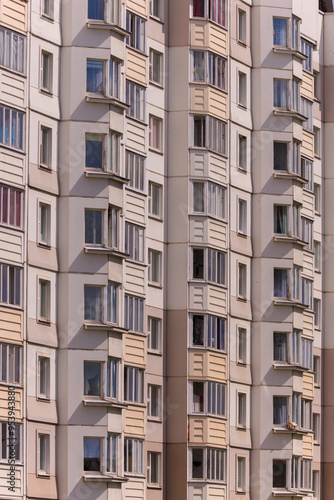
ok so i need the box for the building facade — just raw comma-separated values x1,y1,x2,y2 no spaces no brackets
0,0,333,500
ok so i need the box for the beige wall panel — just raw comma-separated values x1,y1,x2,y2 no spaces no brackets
190,22,227,57
108,485,122,500
301,72,314,100
191,219,205,243
293,184,304,205
126,121,146,154
125,192,146,224
189,351,205,378
208,286,227,315
302,433,313,459
124,407,146,436
301,130,314,159
303,312,314,338
209,88,228,120
189,417,205,443
302,252,314,279
208,418,226,446
0,387,22,420
209,25,228,57
190,285,205,309
301,191,314,219
190,86,206,112
209,220,227,249
0,228,23,264
125,262,145,295
126,50,147,86
303,372,314,399
189,486,204,500
209,154,227,184
126,0,147,18
0,72,25,108
190,23,206,47
0,0,27,32
207,352,227,382
0,464,22,495
192,152,205,176
0,307,22,343
27,475,57,499
208,485,226,500
0,149,24,186
124,334,146,367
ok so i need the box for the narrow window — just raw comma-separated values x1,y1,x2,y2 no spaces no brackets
149,115,163,151
38,279,50,322
273,332,287,362
85,134,103,169
85,209,103,245
149,49,162,85
274,206,287,234
38,434,50,475
238,199,247,234
84,286,102,321
84,362,101,397
273,18,287,46
237,456,246,492
273,269,288,298
238,9,246,44
238,263,247,299
147,385,161,418
273,396,287,425
237,327,247,364
107,358,119,399
38,356,50,400
41,51,53,93
273,142,288,171
238,72,247,107
40,126,52,168
148,250,162,285
238,135,247,170
147,452,161,485
149,182,162,218
148,317,161,351
237,393,246,428
84,437,100,471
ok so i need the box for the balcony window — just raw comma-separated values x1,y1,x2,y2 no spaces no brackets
0,342,21,384
85,210,102,245
0,263,21,306
0,106,24,151
273,18,287,46
301,97,313,131
274,205,287,234
273,332,287,362
192,248,226,285
107,358,119,399
301,39,312,72
301,157,313,190
124,294,144,332
301,337,312,369
84,362,101,397
274,269,288,298
84,437,101,471
192,314,226,350
85,134,103,169
301,217,313,250
124,438,143,474
0,422,21,460
192,51,227,90
192,380,226,416
273,396,287,425
0,185,22,228
191,448,226,481
125,222,144,262
106,434,118,474
0,27,25,74
125,151,145,191
126,11,146,52
273,79,287,108
108,206,120,250
88,0,104,19
291,17,299,50
273,142,288,171
126,80,145,121
193,0,226,26
193,181,226,219
193,115,226,155
84,286,102,321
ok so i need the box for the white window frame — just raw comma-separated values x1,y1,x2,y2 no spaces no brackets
0,105,24,151
126,11,146,52
193,180,226,220
124,365,144,403
40,49,53,94
190,447,227,481
41,0,54,20
86,58,120,98
313,413,320,443
301,277,313,309
314,183,321,214
192,115,227,155
147,316,162,352
313,355,320,386
125,222,144,262
125,150,145,191
150,0,162,19
147,384,162,419
0,422,22,461
191,314,226,351
84,285,103,322
236,455,246,492
0,27,25,74
191,380,226,416
147,451,161,485
273,79,288,109
273,332,288,363
0,184,23,229
124,294,144,332
106,433,119,475
191,0,227,27
237,262,247,300
192,247,226,285
148,182,163,219
301,38,313,72
37,355,50,401
149,49,163,85
84,436,101,472
238,134,247,170
37,432,50,476
124,438,144,474
108,205,121,250
38,277,51,323
84,361,102,398
237,392,246,429
237,326,247,365
106,357,120,400
149,114,163,152
238,71,247,107
38,201,51,247
238,9,246,44
0,263,21,307
238,197,247,235
39,125,52,169
191,50,227,90
148,249,162,285
0,343,21,384
126,80,146,121
314,127,321,158
273,396,287,426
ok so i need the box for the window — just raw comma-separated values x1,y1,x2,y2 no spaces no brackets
273,332,287,362
273,459,287,488
313,470,320,499
125,151,145,191
107,282,119,324
85,131,121,173
314,355,320,385
291,330,300,364
238,135,247,170
238,9,246,44
237,392,246,428
238,71,247,107
88,0,104,19
191,448,226,481
273,396,287,425
314,242,320,272
0,422,21,460
237,327,247,364
149,182,162,218
84,286,102,321
314,127,321,157
38,433,50,475
314,183,320,213
291,455,300,489
291,17,299,50
149,50,162,85
106,433,118,474
301,460,312,490
107,358,119,399
301,217,313,250
39,126,52,169
192,314,226,351
0,343,21,384
301,337,312,369
273,142,288,171
149,115,163,151
301,398,312,430
38,278,50,322
88,0,120,24
237,456,246,492
148,384,161,418
84,362,101,397
86,59,102,94
292,203,300,238
124,438,143,474
124,366,144,403
274,206,287,234
108,206,120,250
0,106,24,151
126,11,146,51
125,222,144,262
301,39,312,72
292,140,300,174
301,278,313,309
238,198,247,235
0,27,25,73
193,181,226,219
42,0,54,19
40,50,52,93
192,381,226,416
291,79,300,112
147,451,161,485
192,0,226,26
192,248,226,285
124,294,144,332
0,264,21,306
86,59,120,97
85,210,102,245
301,97,313,131
301,157,313,190
0,185,22,228
148,250,162,285
85,134,104,170
84,437,101,471
273,79,287,108
273,18,287,46
148,317,161,351
274,269,289,298
126,81,146,121
292,266,300,301
150,0,162,19
238,262,247,299
109,57,119,98
192,51,227,90
313,413,320,443
193,115,227,155
109,132,121,174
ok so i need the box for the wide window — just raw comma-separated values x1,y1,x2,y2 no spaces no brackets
125,222,144,261
0,263,21,306
192,380,226,416
0,342,21,384
124,438,143,474
273,332,287,362
273,269,288,298
125,151,145,191
124,294,144,332
301,39,312,72
0,106,24,151
0,28,25,73
273,18,287,46
84,286,102,321
0,422,21,460
192,0,227,27
193,181,226,219
126,80,145,121
192,51,227,90
84,361,101,397
126,11,146,52
84,437,101,471
273,396,287,425
191,448,226,481
192,314,226,351
193,115,226,155
192,248,226,285
0,185,22,228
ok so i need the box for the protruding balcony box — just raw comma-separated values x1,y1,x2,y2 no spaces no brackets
188,349,227,382
190,19,228,58
189,150,228,184
189,282,227,317
0,0,27,33
188,415,227,447
189,217,227,251
190,86,228,121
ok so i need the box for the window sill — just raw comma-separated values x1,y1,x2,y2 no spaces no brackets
149,14,164,24
37,242,51,250
84,322,129,333
273,425,310,435
125,46,149,58
237,231,248,238
148,147,164,155
147,417,163,423
190,213,227,224
237,103,247,111
125,258,148,268
83,398,128,409
41,14,54,23
40,89,53,97
85,170,129,183
37,472,50,479
188,146,228,159
148,282,163,289
273,362,309,372
149,80,164,90
37,319,51,326
85,95,129,110
237,40,247,48
273,299,308,309
125,115,148,127
190,81,228,95
237,166,248,175
148,214,163,222
273,47,308,60
84,246,129,258
273,172,308,185
273,235,308,247
237,296,247,303
236,426,247,431
83,473,128,483
86,21,130,37
37,396,51,403
124,402,147,408
272,489,304,498
147,485,162,490
190,279,227,290
148,349,162,356
189,346,226,355
39,164,52,173
273,109,308,122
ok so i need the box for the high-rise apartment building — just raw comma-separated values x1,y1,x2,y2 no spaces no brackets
0,0,333,499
